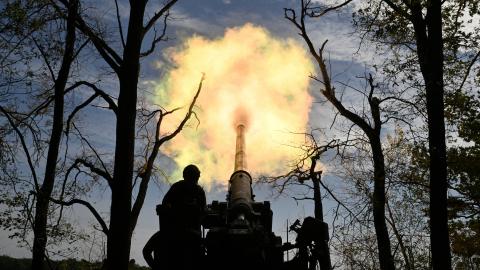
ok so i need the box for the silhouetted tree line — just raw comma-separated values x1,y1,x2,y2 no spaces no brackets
0,256,148,270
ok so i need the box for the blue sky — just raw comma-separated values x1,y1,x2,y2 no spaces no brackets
0,0,380,265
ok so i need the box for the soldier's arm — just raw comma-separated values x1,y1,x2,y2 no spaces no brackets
142,234,156,268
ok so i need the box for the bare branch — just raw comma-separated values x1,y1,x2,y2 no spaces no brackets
382,0,412,20
130,74,204,232
55,161,79,227
49,0,122,72
73,124,108,169
158,74,204,145
65,93,99,135
49,196,108,235
292,196,314,202
114,0,126,48
456,49,480,93
286,1,375,136
75,158,112,187
367,76,381,132
141,10,170,57
143,0,179,35
72,37,90,60
0,106,40,191
306,0,354,17
379,96,427,119
319,179,361,223
65,81,118,114
31,37,56,81
284,8,302,30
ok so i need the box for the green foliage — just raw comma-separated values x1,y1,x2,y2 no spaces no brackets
446,92,480,144
353,0,480,96
450,221,480,257
0,256,30,270
0,193,32,247
352,0,480,264
1,0,53,34
404,85,480,263
445,92,480,261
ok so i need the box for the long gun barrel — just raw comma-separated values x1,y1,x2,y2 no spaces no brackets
234,124,247,171
201,123,283,270
229,124,253,217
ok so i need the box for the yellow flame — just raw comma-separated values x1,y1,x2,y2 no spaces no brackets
153,24,313,189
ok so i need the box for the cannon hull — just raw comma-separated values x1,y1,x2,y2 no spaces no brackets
204,200,283,270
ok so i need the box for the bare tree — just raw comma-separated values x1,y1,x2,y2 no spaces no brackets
283,1,400,268
44,1,184,269
266,137,344,269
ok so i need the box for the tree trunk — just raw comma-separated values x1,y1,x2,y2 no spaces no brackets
370,134,395,270
410,0,452,268
105,3,146,270
425,52,451,270
319,60,395,270
287,3,396,267
31,1,77,269
311,170,332,270
426,1,451,269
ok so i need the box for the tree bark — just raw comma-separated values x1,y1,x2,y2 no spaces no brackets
31,1,77,269
426,2,451,269
409,0,452,268
369,134,395,270
105,2,146,270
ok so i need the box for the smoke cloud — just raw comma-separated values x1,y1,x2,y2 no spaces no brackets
152,24,313,189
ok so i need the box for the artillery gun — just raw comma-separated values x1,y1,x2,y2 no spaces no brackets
156,123,330,270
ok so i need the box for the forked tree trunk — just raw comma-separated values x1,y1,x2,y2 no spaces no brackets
105,2,146,270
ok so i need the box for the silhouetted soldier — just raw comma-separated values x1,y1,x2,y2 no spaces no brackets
162,164,206,234
143,164,206,270
143,230,164,270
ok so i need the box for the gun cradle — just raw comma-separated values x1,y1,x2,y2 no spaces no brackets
203,124,283,269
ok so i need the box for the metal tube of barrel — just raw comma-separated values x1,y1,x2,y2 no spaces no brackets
235,124,247,171
229,124,253,217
